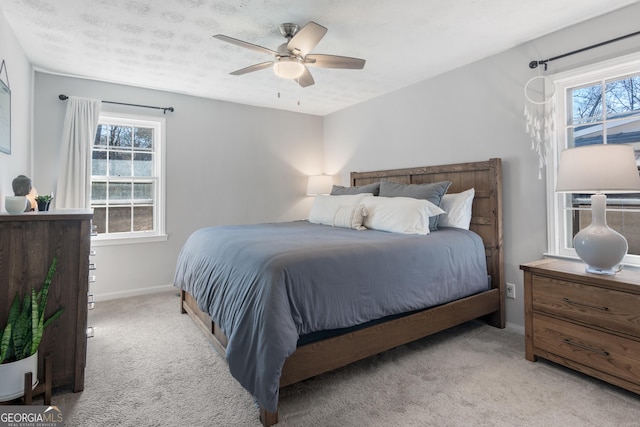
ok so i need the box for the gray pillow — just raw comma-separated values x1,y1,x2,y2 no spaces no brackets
330,182,380,196
379,179,451,230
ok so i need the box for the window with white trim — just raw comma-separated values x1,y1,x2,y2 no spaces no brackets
548,55,640,265
90,113,166,244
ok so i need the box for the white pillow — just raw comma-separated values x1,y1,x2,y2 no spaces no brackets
308,194,372,230
332,204,367,230
439,188,475,229
362,196,445,235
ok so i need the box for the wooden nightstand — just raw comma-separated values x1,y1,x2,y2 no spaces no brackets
521,258,640,394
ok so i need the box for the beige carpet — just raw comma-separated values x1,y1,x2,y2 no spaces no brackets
45,291,640,426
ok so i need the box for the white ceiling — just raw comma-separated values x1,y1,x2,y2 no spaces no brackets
1,0,637,116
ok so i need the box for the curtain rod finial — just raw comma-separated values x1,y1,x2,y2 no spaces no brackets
529,61,539,69
58,94,68,100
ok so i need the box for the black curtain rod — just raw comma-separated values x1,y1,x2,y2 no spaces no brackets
58,94,174,114
529,29,640,70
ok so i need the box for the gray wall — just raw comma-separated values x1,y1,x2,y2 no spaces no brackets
32,73,324,300
323,3,640,328
0,7,32,207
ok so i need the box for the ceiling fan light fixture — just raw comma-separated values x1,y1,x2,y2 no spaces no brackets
273,57,305,79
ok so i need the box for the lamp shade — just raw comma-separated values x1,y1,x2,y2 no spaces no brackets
556,144,640,193
306,175,334,196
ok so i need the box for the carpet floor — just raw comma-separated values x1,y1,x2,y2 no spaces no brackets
45,291,640,426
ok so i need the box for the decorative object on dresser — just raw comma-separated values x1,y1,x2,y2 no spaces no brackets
521,258,640,395
556,144,640,275
0,257,63,401
11,174,37,211
4,196,27,214
35,195,53,212
0,210,93,394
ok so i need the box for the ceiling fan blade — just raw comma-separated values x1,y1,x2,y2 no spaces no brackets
230,62,274,76
213,34,278,56
305,54,366,69
296,66,315,88
288,21,327,57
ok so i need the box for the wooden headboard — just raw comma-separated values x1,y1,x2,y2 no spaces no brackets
351,158,504,322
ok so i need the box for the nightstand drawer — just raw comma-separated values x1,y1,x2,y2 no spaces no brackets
533,313,640,385
532,275,640,336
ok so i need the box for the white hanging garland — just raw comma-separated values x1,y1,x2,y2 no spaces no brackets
524,75,556,179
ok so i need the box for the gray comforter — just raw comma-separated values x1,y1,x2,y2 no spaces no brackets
173,221,488,412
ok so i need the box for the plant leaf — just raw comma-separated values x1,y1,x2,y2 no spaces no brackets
0,324,12,363
31,287,42,356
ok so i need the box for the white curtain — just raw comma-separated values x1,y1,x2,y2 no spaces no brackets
54,96,102,209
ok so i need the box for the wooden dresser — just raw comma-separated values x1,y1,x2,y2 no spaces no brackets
521,258,640,394
0,209,93,392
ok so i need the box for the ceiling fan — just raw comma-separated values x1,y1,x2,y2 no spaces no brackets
213,21,366,88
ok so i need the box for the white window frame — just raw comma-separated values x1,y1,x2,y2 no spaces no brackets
91,112,167,246
546,52,640,268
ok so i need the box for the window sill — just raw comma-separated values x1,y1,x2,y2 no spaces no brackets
91,233,168,247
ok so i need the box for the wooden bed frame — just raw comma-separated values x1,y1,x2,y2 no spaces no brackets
179,158,504,426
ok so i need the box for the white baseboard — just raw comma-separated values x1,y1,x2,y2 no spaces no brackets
94,284,176,302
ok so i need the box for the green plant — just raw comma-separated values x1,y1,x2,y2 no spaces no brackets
35,195,53,203
0,257,64,364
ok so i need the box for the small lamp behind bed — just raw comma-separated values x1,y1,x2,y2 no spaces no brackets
307,175,334,196
556,144,640,275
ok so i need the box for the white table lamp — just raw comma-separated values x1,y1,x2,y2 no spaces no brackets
556,144,640,275
306,175,334,196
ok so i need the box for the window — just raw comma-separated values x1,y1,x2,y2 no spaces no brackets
91,113,166,244
548,54,640,265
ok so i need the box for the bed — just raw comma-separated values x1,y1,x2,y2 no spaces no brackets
175,158,504,426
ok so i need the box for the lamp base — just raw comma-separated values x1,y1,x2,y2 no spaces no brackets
583,263,623,276
574,194,627,276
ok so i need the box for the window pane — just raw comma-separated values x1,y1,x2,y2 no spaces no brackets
92,150,107,175
606,116,640,146
134,127,153,149
133,152,153,177
134,182,154,202
606,74,640,119
109,125,133,147
572,123,603,147
91,181,107,202
133,206,153,231
93,207,106,234
94,124,108,146
571,204,640,255
109,207,131,232
108,182,132,202
109,151,132,176
569,83,603,125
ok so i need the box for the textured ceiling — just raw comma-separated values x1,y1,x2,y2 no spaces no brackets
1,0,637,116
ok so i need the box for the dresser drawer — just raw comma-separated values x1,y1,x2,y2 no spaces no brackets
532,275,640,336
533,313,640,385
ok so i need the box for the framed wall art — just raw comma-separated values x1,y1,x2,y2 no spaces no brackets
0,60,10,154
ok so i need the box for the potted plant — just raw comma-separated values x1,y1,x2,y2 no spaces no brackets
0,257,64,401
35,195,53,212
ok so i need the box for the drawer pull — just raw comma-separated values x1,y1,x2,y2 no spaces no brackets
562,297,609,311
563,339,610,356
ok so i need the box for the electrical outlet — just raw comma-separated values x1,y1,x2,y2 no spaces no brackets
506,283,516,299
